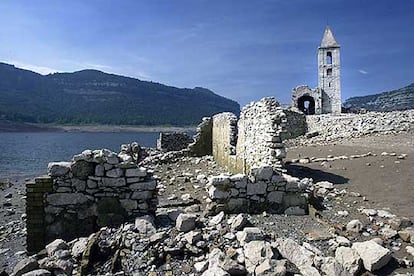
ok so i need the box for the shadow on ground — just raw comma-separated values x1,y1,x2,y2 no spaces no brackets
285,163,349,184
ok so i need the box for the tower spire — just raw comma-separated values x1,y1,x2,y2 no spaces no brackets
320,25,339,48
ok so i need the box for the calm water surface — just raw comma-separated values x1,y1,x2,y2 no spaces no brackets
0,132,161,179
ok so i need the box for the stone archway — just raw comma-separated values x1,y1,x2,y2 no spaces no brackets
297,95,316,115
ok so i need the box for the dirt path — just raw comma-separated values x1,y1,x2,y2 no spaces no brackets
286,131,414,220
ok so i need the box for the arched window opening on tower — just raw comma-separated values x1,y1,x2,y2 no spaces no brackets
326,52,332,64
327,68,332,76
328,82,331,87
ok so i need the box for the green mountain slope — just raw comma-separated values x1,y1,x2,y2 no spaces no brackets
344,83,414,112
0,63,240,125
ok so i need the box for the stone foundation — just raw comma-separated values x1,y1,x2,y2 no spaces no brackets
206,166,310,214
26,145,157,253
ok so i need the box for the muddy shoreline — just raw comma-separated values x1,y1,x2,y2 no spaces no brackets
0,121,196,133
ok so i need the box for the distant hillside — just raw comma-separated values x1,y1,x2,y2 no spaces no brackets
0,62,240,126
344,83,414,112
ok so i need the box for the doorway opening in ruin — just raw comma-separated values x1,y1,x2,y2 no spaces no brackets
297,95,315,115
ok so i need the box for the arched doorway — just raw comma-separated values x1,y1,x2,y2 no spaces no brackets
297,95,316,115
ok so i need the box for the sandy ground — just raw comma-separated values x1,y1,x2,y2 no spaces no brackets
286,130,414,221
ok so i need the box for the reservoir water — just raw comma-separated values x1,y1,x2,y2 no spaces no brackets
0,132,164,180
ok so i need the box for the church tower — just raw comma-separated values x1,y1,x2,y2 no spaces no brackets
318,26,341,114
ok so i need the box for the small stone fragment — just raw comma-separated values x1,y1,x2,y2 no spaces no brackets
346,220,363,233
176,213,196,232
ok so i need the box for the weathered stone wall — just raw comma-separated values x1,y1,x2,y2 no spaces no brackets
236,98,287,172
206,166,309,214
291,85,322,115
281,108,308,140
306,110,414,142
157,132,193,152
211,98,287,174
26,145,157,253
189,117,213,157
212,112,239,172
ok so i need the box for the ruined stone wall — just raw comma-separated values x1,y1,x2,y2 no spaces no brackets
157,132,193,152
206,166,309,214
291,85,322,115
26,146,157,253
306,110,414,141
205,98,309,214
281,108,308,140
212,112,239,172
211,98,287,174
236,98,287,173
189,117,213,157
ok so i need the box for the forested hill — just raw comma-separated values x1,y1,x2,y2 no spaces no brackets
344,83,414,112
0,62,240,126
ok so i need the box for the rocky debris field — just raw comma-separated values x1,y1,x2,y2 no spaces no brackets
0,178,28,274
3,145,414,276
1,111,414,275
7,181,414,276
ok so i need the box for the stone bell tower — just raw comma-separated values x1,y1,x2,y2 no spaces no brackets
318,26,341,114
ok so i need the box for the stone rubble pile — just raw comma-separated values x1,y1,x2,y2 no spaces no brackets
34,143,158,244
309,180,414,271
14,205,414,276
3,143,414,275
288,109,414,146
206,166,309,215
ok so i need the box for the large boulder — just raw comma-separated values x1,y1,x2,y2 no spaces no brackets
335,246,361,275
243,241,274,273
236,227,263,246
275,238,318,276
204,248,245,275
45,239,68,256
255,259,287,276
351,240,391,271
231,214,249,231
21,269,51,276
12,257,39,276
275,238,314,267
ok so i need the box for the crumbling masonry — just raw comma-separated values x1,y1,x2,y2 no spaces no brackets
191,97,309,214
26,98,309,252
26,145,157,253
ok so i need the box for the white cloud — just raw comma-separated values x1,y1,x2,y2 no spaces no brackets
4,60,60,75
358,69,368,75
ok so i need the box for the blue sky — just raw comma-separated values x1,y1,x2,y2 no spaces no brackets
1,0,413,106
